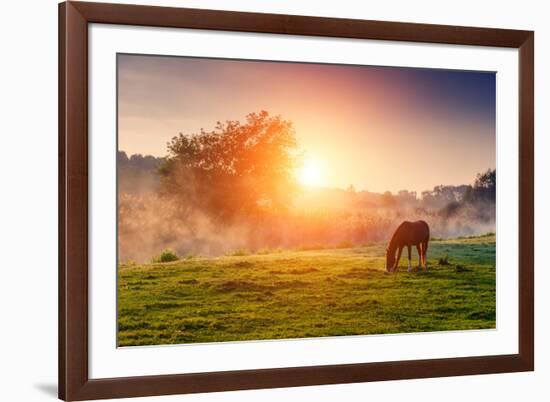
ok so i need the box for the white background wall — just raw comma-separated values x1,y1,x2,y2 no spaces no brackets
0,0,546,401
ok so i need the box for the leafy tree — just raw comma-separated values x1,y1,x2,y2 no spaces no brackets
475,169,496,190
158,111,300,219
464,168,496,202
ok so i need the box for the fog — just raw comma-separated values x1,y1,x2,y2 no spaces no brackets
118,154,495,262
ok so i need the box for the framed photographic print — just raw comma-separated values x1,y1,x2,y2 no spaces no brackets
59,1,534,400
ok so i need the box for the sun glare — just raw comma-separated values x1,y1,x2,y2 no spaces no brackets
297,158,324,187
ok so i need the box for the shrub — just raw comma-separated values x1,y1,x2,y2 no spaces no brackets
152,248,179,263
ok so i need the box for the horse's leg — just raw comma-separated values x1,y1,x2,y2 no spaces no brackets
423,241,429,271
416,244,422,271
407,245,412,272
394,247,403,272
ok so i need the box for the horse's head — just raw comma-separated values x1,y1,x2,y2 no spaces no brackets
385,247,395,272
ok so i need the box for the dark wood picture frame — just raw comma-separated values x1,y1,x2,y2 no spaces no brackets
59,1,534,400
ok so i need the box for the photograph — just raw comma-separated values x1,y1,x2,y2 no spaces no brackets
116,54,497,347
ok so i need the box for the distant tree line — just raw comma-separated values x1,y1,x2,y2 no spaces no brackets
436,169,496,221
117,151,164,194
118,151,164,172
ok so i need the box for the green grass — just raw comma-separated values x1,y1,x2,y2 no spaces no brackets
117,235,496,346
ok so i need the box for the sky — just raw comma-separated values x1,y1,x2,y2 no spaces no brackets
118,54,496,194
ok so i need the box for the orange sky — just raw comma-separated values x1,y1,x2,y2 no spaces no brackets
118,54,495,194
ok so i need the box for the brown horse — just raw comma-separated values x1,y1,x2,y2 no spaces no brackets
385,220,430,273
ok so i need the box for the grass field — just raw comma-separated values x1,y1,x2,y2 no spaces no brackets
117,234,496,346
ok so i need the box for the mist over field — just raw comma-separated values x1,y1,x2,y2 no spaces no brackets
118,148,495,262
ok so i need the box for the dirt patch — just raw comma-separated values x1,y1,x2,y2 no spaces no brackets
274,280,308,288
270,267,319,275
289,267,319,274
338,267,375,278
217,280,269,292
179,279,199,285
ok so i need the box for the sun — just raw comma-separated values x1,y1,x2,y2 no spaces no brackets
297,158,324,187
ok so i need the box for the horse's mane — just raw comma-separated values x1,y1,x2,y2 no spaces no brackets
387,222,405,252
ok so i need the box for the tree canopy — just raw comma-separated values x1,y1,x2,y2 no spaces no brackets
464,168,496,202
158,111,300,219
